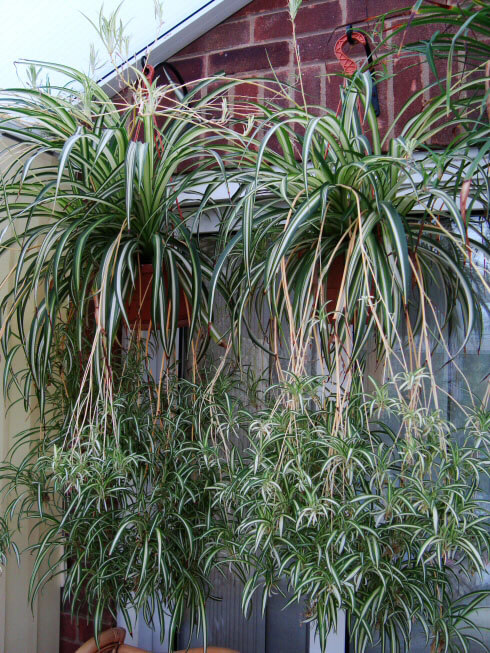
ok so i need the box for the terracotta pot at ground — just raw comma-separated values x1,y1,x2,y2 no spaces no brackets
126,264,190,329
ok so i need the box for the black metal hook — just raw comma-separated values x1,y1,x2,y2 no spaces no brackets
140,56,188,97
159,61,189,97
343,24,380,115
363,38,380,116
346,25,355,45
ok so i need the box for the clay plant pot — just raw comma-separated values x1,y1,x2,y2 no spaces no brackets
126,264,190,329
310,254,345,323
325,254,376,326
325,254,345,308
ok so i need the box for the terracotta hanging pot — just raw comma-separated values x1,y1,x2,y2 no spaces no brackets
296,249,346,322
323,254,376,325
325,254,345,307
126,264,190,329
305,254,345,322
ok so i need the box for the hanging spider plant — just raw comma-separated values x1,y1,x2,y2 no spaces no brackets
374,0,490,197
213,371,490,653
210,75,488,377
0,322,242,647
0,61,240,410
0,59,253,645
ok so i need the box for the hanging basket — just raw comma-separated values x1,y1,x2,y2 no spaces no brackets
325,254,345,307
320,254,345,323
126,264,190,329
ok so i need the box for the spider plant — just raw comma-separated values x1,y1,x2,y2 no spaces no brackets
0,515,14,571
211,74,490,383
213,370,490,653
380,0,489,85
374,0,490,197
0,61,240,411
0,324,242,647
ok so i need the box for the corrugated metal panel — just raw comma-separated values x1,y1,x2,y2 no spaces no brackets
265,583,309,653
177,568,266,653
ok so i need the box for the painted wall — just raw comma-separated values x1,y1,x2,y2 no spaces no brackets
0,136,61,653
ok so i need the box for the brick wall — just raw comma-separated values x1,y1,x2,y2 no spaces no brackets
168,0,434,142
60,591,116,653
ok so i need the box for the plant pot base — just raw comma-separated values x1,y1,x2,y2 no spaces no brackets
126,264,189,329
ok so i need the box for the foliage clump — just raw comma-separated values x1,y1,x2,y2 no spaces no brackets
214,372,490,653
0,329,238,645
0,1,489,650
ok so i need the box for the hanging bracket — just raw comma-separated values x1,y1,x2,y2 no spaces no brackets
334,29,381,116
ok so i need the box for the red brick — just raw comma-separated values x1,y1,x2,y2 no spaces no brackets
254,10,292,41
324,61,344,111
60,613,78,643
209,42,290,75
392,55,424,123
255,2,342,42
296,64,323,110
229,79,260,122
176,19,251,57
423,53,479,146
78,616,94,643
431,123,463,147
346,0,409,23
296,1,342,35
235,78,260,99
164,57,205,84
60,641,81,653
426,106,460,147
253,69,293,155
427,57,448,98
235,0,288,17
102,611,117,629
298,33,333,63
61,594,89,619
60,587,117,651
262,68,292,108
389,22,434,49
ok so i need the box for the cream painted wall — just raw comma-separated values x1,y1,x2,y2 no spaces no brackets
0,136,61,653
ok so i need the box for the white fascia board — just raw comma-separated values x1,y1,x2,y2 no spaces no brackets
101,0,251,96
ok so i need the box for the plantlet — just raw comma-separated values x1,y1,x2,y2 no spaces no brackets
213,371,490,653
0,326,244,646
